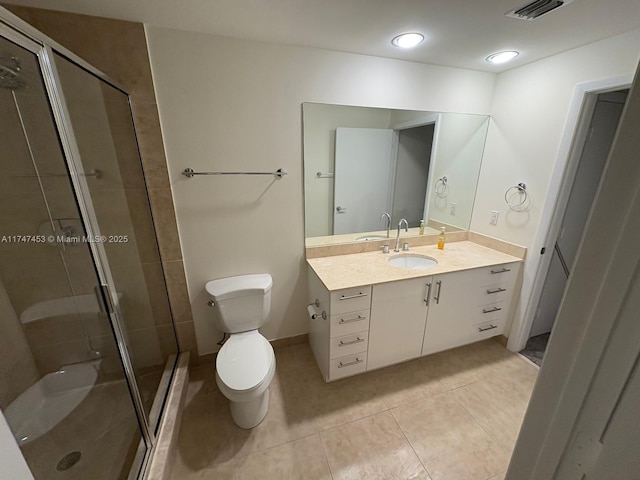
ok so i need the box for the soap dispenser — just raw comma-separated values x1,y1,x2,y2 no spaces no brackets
437,227,446,250
419,220,425,235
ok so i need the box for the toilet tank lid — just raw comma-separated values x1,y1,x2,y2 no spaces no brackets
206,274,272,301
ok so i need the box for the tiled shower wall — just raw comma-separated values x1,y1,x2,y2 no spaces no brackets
4,5,199,362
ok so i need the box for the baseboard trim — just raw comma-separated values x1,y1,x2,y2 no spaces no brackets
270,333,309,350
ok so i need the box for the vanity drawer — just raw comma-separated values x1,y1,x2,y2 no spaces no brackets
472,302,508,324
329,352,367,380
330,286,372,314
476,263,518,285
330,330,368,359
476,284,512,305
330,309,370,337
472,318,506,340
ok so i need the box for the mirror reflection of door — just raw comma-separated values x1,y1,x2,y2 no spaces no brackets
522,89,628,365
392,125,434,227
333,128,393,234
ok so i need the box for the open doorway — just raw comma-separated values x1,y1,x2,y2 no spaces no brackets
391,124,435,227
520,89,629,365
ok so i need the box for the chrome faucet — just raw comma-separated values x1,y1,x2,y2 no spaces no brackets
394,218,408,252
380,212,392,238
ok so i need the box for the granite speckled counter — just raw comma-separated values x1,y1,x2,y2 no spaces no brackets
307,240,523,291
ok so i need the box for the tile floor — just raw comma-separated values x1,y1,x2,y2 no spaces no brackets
171,339,538,480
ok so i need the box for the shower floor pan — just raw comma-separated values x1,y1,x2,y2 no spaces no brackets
5,361,99,446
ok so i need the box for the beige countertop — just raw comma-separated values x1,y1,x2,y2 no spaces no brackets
307,240,522,291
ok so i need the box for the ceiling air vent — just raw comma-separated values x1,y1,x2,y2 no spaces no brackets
505,0,575,20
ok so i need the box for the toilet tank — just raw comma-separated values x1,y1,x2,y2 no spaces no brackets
205,274,272,333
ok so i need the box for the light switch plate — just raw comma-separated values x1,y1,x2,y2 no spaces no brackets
490,210,499,225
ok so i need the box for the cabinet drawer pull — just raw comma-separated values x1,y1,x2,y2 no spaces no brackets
482,306,502,314
478,324,498,332
340,292,368,300
338,357,363,368
339,337,365,347
339,315,365,324
490,267,511,274
434,280,442,304
424,282,432,306
487,287,507,294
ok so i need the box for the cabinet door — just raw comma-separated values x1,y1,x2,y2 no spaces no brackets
422,270,478,356
368,277,432,370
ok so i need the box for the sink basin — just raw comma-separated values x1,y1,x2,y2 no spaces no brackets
388,254,438,270
356,235,388,241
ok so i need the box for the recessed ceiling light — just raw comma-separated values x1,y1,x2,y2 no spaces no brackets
486,51,520,64
391,33,424,49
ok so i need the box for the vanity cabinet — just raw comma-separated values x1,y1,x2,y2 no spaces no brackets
308,269,372,382
308,256,521,380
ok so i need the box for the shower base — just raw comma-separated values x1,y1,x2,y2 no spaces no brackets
5,361,99,446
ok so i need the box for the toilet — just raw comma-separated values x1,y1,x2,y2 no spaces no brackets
205,273,276,429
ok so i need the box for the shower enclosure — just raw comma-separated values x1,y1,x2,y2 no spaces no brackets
0,10,179,480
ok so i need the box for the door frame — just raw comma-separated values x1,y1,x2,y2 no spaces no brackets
507,73,633,352
389,113,440,224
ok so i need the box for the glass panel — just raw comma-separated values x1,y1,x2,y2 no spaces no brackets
53,53,179,432
0,37,145,478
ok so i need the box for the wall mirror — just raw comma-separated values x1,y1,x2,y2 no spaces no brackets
303,102,490,246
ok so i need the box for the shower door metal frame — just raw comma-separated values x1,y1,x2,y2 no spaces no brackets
38,44,154,476
0,7,162,478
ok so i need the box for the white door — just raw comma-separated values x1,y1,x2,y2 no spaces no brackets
333,128,393,234
542,252,640,480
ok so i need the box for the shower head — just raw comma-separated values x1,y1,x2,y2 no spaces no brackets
0,55,26,90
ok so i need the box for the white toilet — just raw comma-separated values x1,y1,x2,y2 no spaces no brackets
205,273,276,429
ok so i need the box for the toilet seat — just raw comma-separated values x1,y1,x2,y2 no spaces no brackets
216,331,275,394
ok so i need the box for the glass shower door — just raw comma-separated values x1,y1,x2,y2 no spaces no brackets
0,34,146,480
50,52,179,432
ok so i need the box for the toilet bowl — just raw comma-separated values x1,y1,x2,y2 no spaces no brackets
206,274,276,429
215,330,275,428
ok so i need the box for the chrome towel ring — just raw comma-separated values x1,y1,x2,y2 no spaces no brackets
505,182,529,210
434,176,448,197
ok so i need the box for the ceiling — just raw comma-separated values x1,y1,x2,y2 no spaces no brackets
2,0,639,72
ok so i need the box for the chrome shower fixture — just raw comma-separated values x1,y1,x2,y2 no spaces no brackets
0,55,26,90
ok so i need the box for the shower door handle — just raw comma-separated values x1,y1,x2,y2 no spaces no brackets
94,284,114,314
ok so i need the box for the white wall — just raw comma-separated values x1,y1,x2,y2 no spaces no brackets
0,410,34,479
429,113,489,229
146,27,496,354
473,28,640,345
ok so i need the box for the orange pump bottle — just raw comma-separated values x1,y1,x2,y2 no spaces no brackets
437,227,446,250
